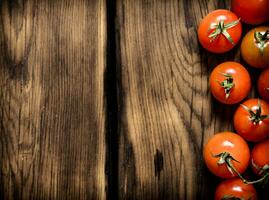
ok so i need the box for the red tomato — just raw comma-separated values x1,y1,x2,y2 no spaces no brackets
215,178,258,200
258,69,269,101
198,9,242,53
203,132,250,178
241,26,269,68
232,0,269,25
251,140,269,176
234,99,269,142
209,62,251,104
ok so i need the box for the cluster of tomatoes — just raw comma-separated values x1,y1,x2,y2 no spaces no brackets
198,0,269,199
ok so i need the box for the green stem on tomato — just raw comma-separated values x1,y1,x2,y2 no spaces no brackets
208,19,240,45
246,164,269,185
221,195,243,200
216,73,234,99
246,172,269,185
213,152,269,186
241,99,269,124
254,30,269,54
213,152,248,184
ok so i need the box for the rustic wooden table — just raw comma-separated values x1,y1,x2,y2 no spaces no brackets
0,0,268,199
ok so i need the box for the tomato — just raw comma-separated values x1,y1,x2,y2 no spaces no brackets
241,26,269,68
232,0,269,25
198,9,242,53
214,178,258,200
233,99,269,142
251,140,269,176
209,62,251,104
203,132,250,179
258,69,269,101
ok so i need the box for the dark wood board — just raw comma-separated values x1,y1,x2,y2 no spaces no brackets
0,0,107,199
116,0,268,199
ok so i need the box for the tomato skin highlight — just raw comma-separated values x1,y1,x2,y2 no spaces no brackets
209,62,251,104
258,69,269,101
198,9,242,53
241,26,269,68
203,132,250,179
232,0,269,25
234,99,269,142
214,178,258,200
251,140,269,175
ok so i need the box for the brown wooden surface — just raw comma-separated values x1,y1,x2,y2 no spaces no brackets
0,0,268,199
116,0,265,199
0,0,106,199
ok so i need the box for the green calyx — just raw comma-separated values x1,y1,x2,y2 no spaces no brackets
208,19,240,45
213,152,269,186
241,100,269,124
252,160,269,176
221,195,244,200
254,30,269,54
221,195,253,200
213,152,248,183
217,73,234,99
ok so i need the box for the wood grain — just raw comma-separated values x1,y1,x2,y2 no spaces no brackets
0,0,268,199
0,0,106,199
116,0,242,199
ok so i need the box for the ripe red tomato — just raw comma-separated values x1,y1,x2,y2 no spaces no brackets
203,132,250,179
232,0,269,25
214,178,258,200
198,9,242,53
258,69,269,101
234,99,269,142
241,26,269,68
251,140,269,176
209,62,251,104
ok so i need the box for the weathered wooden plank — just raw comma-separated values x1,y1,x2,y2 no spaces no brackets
0,0,106,199
116,0,238,199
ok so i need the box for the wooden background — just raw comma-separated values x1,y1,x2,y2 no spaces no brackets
0,0,267,199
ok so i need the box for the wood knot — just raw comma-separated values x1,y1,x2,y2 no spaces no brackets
154,149,163,180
